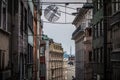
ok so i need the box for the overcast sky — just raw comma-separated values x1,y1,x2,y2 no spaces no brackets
41,0,86,55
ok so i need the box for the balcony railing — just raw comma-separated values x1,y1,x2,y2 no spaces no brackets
72,25,85,38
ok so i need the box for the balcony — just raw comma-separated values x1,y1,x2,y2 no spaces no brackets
72,26,84,39
50,48,63,53
111,48,120,62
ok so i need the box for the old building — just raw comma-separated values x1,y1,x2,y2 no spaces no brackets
72,2,93,80
0,0,12,80
27,1,34,80
45,42,64,80
0,0,42,80
63,58,68,80
40,34,64,80
92,0,113,80
110,0,120,80
83,27,92,80
40,34,50,80
10,0,34,80
33,0,41,79
92,0,104,79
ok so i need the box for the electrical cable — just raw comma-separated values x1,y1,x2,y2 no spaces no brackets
42,9,75,16
25,1,92,4
42,21,72,24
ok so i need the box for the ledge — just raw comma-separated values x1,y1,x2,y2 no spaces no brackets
0,28,11,36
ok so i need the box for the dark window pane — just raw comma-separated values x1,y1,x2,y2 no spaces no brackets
0,1,1,27
24,8,27,33
3,6,6,30
20,2,23,36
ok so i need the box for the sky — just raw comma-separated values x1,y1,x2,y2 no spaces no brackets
41,0,86,55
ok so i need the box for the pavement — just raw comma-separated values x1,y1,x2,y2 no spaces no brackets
67,64,75,80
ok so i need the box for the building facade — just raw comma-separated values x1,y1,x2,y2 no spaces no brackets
46,42,64,80
92,0,113,80
72,3,93,80
110,0,120,80
27,1,34,80
0,0,11,80
0,0,42,80
40,34,50,80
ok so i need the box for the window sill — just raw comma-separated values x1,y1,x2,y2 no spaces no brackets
0,28,11,35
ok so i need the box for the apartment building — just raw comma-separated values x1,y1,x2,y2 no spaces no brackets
110,0,120,80
46,42,64,80
0,0,11,80
0,0,42,80
72,3,93,80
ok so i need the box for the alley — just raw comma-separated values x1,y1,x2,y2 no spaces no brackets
0,0,120,80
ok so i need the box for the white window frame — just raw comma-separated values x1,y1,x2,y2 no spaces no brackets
0,0,7,31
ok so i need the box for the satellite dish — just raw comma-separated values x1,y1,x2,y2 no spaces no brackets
44,5,61,22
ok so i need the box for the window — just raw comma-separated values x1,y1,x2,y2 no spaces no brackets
93,49,96,62
0,0,7,31
94,0,98,12
28,7,33,30
20,2,27,35
20,2,23,36
28,44,33,64
112,23,120,49
94,25,97,38
3,3,7,30
93,0,103,13
100,47,104,63
89,51,92,62
101,19,104,36
116,0,119,11
98,49,101,63
0,49,5,70
100,0,103,7
119,0,120,10
93,26,95,39
112,0,120,14
96,24,99,38
0,1,1,27
98,22,100,37
87,28,92,36
24,8,27,33
40,64,46,76
100,20,102,36
96,49,99,62
98,0,100,10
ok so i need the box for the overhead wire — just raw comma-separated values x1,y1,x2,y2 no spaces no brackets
25,1,92,4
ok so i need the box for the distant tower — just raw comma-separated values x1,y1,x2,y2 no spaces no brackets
70,46,72,57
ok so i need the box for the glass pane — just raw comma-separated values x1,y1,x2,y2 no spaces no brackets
3,4,6,30
0,1,1,27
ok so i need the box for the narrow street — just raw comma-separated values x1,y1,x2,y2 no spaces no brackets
67,64,75,80
0,0,120,80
